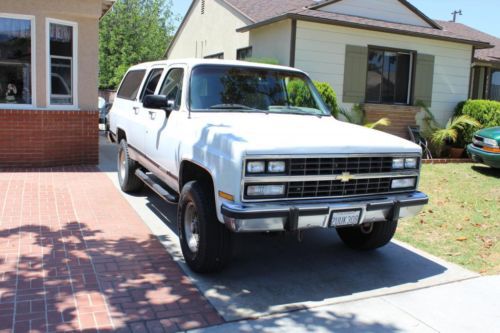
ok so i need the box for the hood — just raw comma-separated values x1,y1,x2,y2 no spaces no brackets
190,112,421,157
476,126,500,142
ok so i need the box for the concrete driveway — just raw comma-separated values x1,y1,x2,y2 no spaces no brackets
99,133,499,332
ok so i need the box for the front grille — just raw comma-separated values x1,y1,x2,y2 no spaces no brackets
288,157,394,176
286,177,415,199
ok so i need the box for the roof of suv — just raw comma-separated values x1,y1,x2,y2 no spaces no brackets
127,58,306,73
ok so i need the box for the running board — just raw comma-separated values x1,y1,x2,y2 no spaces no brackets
135,169,178,204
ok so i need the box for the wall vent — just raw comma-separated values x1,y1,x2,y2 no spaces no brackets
201,0,205,14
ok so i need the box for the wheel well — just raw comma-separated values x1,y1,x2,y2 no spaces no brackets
117,128,126,143
179,161,215,195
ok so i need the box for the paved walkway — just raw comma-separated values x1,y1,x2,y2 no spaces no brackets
0,167,222,332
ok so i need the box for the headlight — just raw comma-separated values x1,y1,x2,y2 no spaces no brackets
247,161,265,173
404,158,418,169
483,138,499,148
246,184,285,197
267,161,286,173
391,178,416,189
392,158,405,169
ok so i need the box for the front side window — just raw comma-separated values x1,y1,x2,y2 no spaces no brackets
49,22,75,105
189,65,329,116
159,68,184,110
117,70,146,100
140,68,163,101
490,71,500,101
0,15,32,105
366,48,412,104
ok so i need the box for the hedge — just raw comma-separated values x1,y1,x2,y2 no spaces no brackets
455,99,500,143
287,80,339,117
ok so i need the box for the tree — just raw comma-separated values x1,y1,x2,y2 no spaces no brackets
99,0,177,89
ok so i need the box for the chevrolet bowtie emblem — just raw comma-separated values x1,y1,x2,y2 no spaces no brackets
338,172,354,183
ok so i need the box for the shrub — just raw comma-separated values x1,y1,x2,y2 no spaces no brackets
287,80,339,117
454,100,500,143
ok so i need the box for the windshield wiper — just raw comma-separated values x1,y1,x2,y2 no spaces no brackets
209,104,256,110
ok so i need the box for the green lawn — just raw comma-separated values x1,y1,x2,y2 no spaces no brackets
395,163,500,275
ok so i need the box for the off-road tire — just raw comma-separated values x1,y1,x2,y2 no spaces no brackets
336,220,398,250
178,181,232,273
117,139,143,192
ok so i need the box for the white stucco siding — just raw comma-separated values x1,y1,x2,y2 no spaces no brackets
320,0,432,27
167,0,250,60
295,21,472,125
249,20,292,66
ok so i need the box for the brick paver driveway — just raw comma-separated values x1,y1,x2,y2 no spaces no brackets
0,167,222,332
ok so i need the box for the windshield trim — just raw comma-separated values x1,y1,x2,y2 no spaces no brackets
187,64,331,117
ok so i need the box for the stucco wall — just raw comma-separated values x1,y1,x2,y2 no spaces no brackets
0,0,101,110
167,0,251,60
249,20,292,66
295,21,473,125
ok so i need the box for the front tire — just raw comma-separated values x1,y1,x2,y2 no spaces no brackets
117,139,143,193
178,181,232,273
336,220,398,250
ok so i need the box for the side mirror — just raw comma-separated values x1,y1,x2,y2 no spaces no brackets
143,95,175,112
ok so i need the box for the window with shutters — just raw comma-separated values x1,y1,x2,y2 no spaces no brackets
366,48,413,104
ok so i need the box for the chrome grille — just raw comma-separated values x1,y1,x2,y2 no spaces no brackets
286,177,414,199
288,157,394,175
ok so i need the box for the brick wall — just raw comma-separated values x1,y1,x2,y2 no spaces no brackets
363,104,420,139
0,109,98,167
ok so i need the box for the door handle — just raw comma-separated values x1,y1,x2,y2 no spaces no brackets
133,107,140,114
148,110,156,119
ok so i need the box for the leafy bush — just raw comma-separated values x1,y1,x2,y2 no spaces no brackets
454,100,500,143
287,80,339,117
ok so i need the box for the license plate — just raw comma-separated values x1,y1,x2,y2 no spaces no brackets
330,210,362,227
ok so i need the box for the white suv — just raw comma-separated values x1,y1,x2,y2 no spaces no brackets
108,59,428,273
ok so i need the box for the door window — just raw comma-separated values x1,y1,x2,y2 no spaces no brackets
159,68,184,110
140,68,164,101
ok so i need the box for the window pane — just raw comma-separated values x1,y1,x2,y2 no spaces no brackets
140,68,163,101
49,23,73,105
491,71,500,101
237,47,252,60
366,50,383,103
159,68,184,109
381,51,397,103
117,70,146,100
395,53,410,103
0,17,32,104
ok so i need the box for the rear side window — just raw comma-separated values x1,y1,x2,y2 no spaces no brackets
140,68,164,101
117,70,146,100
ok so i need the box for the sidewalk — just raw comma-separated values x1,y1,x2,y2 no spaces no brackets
0,167,222,332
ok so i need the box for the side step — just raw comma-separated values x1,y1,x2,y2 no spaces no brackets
135,169,179,204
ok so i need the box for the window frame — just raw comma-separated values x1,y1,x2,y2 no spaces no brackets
46,18,78,109
204,52,224,59
236,46,253,61
0,12,36,109
365,45,416,105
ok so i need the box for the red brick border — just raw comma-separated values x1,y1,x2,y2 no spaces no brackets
422,158,472,164
0,109,98,167
0,167,223,332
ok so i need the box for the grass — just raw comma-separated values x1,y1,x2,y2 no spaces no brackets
395,163,500,275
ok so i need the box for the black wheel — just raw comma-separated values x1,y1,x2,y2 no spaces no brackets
336,220,398,250
178,181,232,273
117,139,143,192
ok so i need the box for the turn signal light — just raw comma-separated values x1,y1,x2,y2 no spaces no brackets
483,146,500,153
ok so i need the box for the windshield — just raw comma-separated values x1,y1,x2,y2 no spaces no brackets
189,65,330,116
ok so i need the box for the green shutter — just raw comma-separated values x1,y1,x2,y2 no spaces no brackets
413,54,435,107
342,45,368,103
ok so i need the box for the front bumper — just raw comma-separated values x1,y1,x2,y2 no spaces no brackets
221,191,428,232
467,144,500,168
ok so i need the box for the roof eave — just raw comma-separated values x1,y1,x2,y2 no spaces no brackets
100,0,115,19
237,13,493,49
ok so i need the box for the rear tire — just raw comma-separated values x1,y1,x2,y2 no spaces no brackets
178,181,232,273
117,139,143,193
336,220,398,250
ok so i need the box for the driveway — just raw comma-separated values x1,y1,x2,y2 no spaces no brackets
99,133,500,332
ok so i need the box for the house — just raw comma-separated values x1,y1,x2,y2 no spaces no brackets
0,0,114,167
166,0,492,138
438,21,500,101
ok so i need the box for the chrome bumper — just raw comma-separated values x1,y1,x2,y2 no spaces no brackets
221,191,428,232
